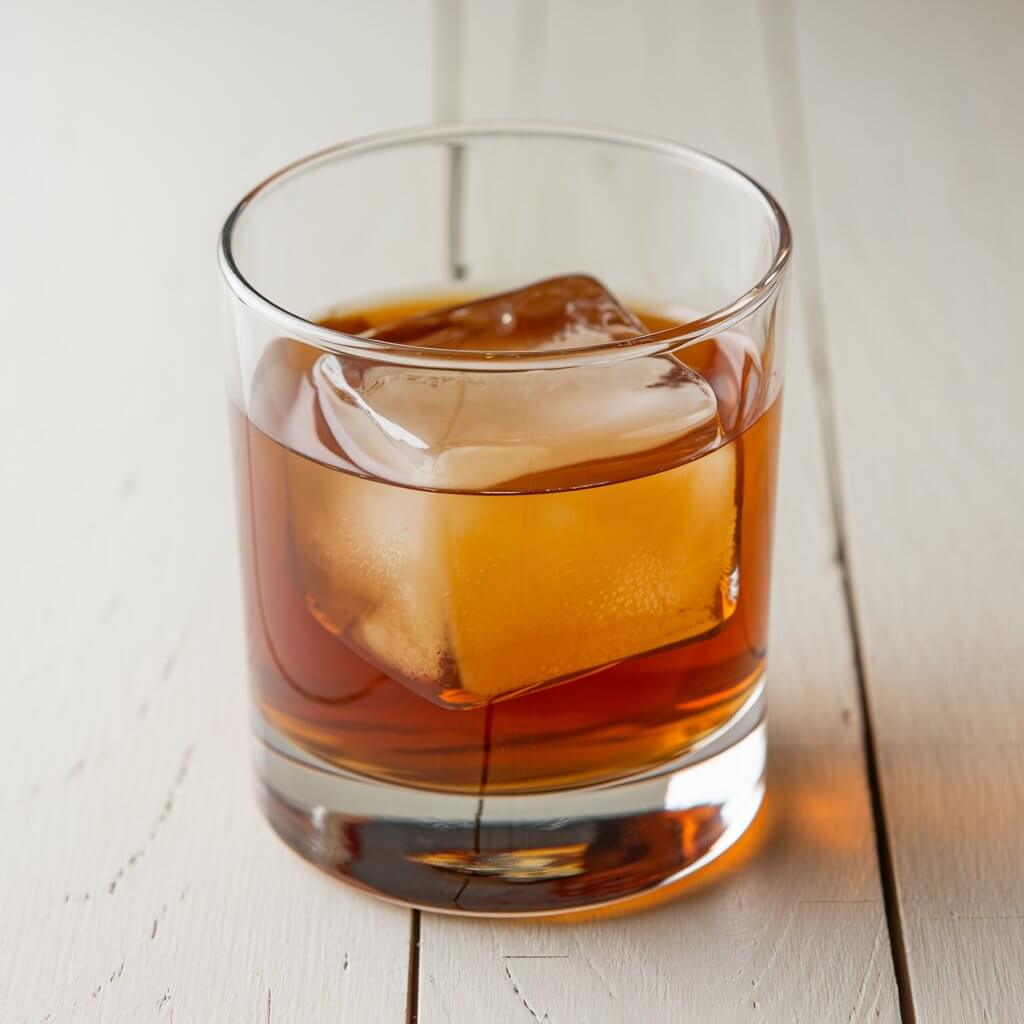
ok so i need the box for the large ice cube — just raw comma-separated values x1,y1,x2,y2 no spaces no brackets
280,276,738,706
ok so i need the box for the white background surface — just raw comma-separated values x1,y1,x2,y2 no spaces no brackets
2,1,1021,1021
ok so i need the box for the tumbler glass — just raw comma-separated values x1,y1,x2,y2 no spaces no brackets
218,123,790,915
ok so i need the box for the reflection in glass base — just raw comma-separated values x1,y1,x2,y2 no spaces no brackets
255,684,765,917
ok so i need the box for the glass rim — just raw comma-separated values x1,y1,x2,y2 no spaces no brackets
218,120,792,371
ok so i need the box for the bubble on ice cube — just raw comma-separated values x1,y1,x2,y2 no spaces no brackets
279,275,739,707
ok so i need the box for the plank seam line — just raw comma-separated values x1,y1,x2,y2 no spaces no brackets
757,1,916,1020
406,910,422,1024
408,10,467,1022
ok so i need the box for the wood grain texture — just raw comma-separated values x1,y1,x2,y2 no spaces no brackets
0,2,431,1020
418,3,900,1020
9,0,1012,1018
793,0,1024,1019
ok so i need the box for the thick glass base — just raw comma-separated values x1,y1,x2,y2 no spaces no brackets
255,684,765,916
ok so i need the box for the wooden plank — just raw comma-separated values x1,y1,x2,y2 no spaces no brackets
792,1,1024,1019
0,2,431,1019
417,2,900,1020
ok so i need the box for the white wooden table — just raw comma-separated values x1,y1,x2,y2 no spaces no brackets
3,2,1022,1020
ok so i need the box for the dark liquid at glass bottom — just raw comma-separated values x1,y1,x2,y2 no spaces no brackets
257,706,766,914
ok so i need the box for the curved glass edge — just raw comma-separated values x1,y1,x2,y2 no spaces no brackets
218,121,792,372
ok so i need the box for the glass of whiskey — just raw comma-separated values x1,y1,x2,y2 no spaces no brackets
219,124,791,915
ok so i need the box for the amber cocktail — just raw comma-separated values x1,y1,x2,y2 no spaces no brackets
219,125,790,914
